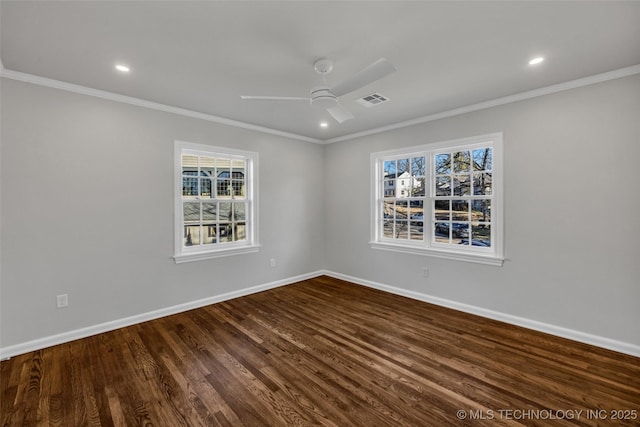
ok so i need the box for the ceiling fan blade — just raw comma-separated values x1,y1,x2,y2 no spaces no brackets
331,58,396,97
327,104,354,123
240,95,310,101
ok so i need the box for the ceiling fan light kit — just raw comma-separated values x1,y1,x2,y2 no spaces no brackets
241,57,396,124
310,86,337,109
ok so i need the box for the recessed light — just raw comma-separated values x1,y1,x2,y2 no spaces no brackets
528,57,544,66
115,64,130,72
320,121,329,128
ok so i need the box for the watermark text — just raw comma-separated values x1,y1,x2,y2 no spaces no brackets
455,408,637,421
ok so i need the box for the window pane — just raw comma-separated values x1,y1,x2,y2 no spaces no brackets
451,223,469,241
383,220,394,238
472,223,491,246
231,179,245,197
184,225,200,246
216,159,232,198
397,158,410,174
435,153,450,174
411,156,426,177
411,177,425,197
434,200,450,221
409,200,424,224
183,202,200,222
409,222,423,241
395,200,408,219
202,201,217,221
200,178,213,198
435,176,451,196
219,202,232,221
383,180,395,198
384,160,396,177
453,151,470,173
452,200,469,221
435,221,469,241
202,223,216,245
394,221,408,239
472,200,491,222
383,201,394,219
217,178,231,198
230,162,246,198
473,172,492,195
473,148,492,171
182,155,200,197
182,177,199,197
398,181,408,198
219,223,232,242
434,222,449,243
453,175,471,196
235,223,247,241
234,203,246,221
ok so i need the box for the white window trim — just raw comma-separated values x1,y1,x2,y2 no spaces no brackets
174,140,259,264
370,133,504,266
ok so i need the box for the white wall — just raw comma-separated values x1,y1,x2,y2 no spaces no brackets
2,73,639,356
0,78,325,350
324,74,640,347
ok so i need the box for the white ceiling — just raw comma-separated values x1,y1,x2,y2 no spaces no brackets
2,1,640,142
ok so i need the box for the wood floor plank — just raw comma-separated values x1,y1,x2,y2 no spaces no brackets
2,276,639,426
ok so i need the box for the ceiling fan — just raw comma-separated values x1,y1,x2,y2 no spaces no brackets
241,57,396,123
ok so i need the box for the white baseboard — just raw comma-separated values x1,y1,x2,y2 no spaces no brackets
322,270,640,358
0,271,324,360
2,269,638,360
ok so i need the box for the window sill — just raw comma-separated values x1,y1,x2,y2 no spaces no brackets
174,244,260,264
370,241,504,266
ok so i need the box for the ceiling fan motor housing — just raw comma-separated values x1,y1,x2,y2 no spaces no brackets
310,86,338,109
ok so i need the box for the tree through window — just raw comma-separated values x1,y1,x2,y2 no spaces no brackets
371,133,503,266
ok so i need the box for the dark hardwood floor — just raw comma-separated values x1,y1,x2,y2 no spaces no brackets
2,276,639,426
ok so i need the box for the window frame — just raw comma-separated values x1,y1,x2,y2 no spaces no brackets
174,140,259,263
370,133,504,266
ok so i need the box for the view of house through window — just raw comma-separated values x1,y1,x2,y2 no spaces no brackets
372,133,503,265
432,147,492,247
182,155,247,246
383,156,426,240
175,141,257,262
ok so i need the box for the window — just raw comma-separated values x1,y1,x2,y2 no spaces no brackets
174,141,258,263
371,133,503,266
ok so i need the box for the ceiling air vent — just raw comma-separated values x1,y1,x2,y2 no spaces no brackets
356,93,389,107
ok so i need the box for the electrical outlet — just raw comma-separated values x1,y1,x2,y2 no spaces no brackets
422,268,429,278
270,258,276,268
56,294,68,308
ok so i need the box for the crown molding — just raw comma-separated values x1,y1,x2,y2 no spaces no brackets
325,63,640,144
0,68,322,144
2,64,639,145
